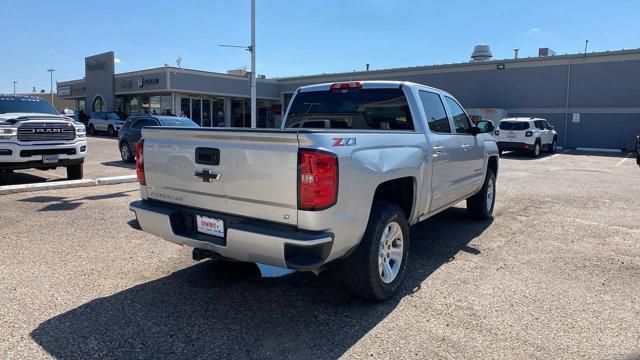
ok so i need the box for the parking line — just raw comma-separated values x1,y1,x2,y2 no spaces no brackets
540,149,570,161
615,153,633,167
34,169,66,179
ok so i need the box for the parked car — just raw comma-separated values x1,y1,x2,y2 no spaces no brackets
118,115,198,162
0,95,86,179
128,81,499,301
495,117,558,157
87,111,128,137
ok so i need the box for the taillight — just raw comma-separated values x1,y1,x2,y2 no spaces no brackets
135,140,145,185
330,82,362,92
525,130,533,137
298,149,338,211
494,130,500,136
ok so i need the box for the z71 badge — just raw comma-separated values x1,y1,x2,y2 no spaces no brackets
332,137,356,147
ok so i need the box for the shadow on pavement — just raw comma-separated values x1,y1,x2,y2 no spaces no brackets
101,160,136,170
19,190,137,212
0,170,62,186
30,207,492,359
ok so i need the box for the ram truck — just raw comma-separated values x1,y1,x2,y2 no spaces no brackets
0,95,86,179
129,81,499,301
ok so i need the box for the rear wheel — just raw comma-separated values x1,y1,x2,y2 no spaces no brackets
548,138,557,153
120,142,133,163
88,125,96,136
340,201,410,302
66,163,83,180
531,141,541,158
467,168,496,220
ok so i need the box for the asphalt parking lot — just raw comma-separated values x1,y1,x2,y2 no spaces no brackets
0,135,133,186
0,151,638,359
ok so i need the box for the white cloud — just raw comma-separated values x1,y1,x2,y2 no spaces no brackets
528,27,541,34
114,58,123,64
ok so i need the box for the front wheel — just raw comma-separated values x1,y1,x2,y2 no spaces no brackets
548,138,557,153
467,168,496,220
108,125,116,137
66,163,83,180
340,201,410,302
88,125,96,136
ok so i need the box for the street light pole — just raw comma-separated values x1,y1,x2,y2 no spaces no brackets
13,81,18,94
47,68,55,108
250,0,256,128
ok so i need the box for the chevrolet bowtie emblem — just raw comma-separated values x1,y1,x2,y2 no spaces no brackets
194,169,221,183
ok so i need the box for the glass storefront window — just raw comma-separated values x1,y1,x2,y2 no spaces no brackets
212,98,225,127
202,99,211,127
150,96,161,115
130,97,139,115
231,99,249,127
191,99,202,125
161,96,173,115
180,98,190,118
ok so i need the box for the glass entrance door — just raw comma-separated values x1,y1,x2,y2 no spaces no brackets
191,99,202,126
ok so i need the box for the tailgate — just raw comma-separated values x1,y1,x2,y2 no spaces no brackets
142,128,300,226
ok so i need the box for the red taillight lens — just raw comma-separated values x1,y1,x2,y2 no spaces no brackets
135,140,145,185
330,82,362,91
525,130,533,137
494,130,500,136
298,150,338,211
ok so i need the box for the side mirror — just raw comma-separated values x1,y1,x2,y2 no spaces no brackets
63,108,75,116
474,120,494,135
549,126,555,130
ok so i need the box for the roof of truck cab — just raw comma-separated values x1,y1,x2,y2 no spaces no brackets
297,80,445,94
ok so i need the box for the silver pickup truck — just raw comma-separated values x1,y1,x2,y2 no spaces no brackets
129,81,499,301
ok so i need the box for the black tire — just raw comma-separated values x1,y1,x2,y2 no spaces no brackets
340,201,410,302
88,125,96,136
108,125,116,137
548,138,557,153
466,168,496,220
498,149,503,156
66,163,83,180
120,142,134,163
530,140,541,158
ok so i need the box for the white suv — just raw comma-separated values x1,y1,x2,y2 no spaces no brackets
495,117,558,157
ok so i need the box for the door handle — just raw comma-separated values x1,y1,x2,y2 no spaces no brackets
461,144,471,151
432,146,444,157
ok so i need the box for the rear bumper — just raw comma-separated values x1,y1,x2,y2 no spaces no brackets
497,141,533,151
129,200,334,270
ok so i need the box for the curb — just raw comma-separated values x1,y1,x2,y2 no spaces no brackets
0,175,137,195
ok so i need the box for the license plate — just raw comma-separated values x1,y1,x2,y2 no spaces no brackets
507,132,516,138
42,154,59,163
196,215,225,238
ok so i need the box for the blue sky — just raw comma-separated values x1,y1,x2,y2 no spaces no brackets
2,0,639,93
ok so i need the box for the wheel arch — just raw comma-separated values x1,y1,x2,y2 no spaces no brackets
371,177,416,221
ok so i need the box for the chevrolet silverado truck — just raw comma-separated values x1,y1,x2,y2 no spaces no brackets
129,81,499,301
0,95,87,179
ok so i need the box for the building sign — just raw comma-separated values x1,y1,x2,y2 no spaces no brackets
137,77,160,88
85,60,108,72
58,85,71,96
572,113,580,123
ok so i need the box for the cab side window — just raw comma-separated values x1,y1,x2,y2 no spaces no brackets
534,120,545,130
418,91,451,133
444,96,472,134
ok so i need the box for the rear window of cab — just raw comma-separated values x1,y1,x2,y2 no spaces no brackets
284,88,414,130
499,121,530,130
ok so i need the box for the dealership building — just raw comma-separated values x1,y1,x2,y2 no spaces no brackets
58,49,640,150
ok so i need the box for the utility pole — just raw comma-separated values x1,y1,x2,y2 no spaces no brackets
13,81,18,94
250,0,256,128
584,40,589,55
47,68,55,107
219,0,257,128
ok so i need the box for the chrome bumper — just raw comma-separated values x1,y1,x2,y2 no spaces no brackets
129,200,334,270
